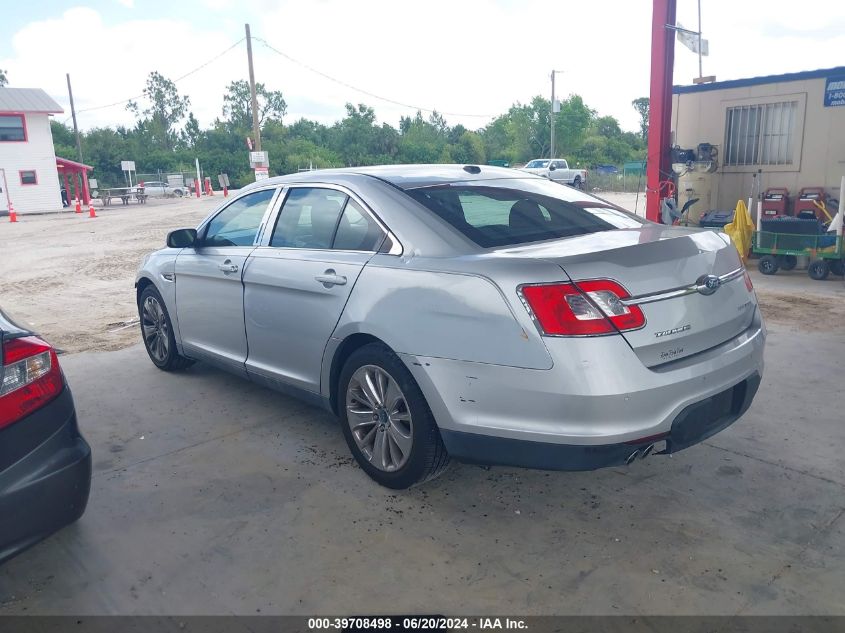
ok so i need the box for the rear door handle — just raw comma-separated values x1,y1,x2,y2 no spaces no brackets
218,260,239,274
315,269,347,287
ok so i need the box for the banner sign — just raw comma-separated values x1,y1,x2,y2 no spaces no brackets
824,75,845,107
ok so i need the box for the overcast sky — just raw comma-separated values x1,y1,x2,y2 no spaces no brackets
2,0,844,134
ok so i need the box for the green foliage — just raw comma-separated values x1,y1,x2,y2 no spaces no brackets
127,71,191,151
222,80,287,135
632,97,649,141
0,69,7,87
59,73,646,189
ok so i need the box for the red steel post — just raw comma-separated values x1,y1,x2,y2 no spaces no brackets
645,0,677,223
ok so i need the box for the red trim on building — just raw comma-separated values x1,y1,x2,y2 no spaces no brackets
56,157,94,205
0,112,28,143
19,170,38,185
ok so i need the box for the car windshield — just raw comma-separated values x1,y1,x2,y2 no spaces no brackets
405,178,646,248
524,160,549,169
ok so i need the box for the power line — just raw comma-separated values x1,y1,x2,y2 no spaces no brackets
67,38,245,119
254,36,495,120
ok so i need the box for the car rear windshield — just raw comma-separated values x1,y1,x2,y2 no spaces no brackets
404,178,646,248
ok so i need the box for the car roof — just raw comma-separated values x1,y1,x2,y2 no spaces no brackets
244,164,537,191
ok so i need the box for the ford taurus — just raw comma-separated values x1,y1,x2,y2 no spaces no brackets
135,165,765,488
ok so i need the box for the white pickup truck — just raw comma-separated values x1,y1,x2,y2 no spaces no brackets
520,159,587,189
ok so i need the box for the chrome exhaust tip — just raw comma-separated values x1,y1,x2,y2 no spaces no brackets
639,444,655,459
625,450,640,465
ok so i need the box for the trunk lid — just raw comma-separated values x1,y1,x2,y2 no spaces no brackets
501,226,757,367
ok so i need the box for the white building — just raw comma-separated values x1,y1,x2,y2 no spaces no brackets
672,66,845,218
0,88,74,215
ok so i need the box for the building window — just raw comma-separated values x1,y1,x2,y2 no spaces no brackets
0,114,26,142
724,101,797,166
20,170,37,185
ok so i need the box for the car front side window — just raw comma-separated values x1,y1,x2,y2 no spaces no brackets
202,188,277,247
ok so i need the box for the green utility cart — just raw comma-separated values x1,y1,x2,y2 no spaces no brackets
753,231,845,280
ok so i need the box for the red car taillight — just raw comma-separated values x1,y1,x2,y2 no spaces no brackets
0,336,64,430
520,280,645,336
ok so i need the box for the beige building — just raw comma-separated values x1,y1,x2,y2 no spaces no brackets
671,66,845,218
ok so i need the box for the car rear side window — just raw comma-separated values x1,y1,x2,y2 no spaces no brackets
333,199,386,251
405,179,645,248
202,188,276,247
270,189,386,252
271,188,348,249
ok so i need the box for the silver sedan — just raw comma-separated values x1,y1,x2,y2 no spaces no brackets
135,165,765,488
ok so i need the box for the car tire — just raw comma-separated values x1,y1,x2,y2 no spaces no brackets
174,189,184,198
138,285,194,371
573,176,582,189
758,255,779,275
778,255,797,271
338,343,449,489
830,259,845,277
808,259,830,281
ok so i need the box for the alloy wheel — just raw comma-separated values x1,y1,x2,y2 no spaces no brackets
141,296,170,362
345,365,413,472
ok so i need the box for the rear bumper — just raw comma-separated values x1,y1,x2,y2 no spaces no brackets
401,308,765,457
0,387,92,565
439,373,761,471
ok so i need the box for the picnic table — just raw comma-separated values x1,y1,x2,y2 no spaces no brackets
99,187,148,206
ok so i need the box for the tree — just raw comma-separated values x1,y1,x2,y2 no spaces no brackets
632,97,649,141
0,69,7,87
332,103,398,166
127,71,190,150
553,94,594,157
451,131,485,164
222,80,287,134
182,112,202,149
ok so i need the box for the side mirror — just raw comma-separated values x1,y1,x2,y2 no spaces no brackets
167,228,197,248
548,163,557,171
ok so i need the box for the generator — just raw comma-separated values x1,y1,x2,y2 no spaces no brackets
794,187,827,221
761,188,790,218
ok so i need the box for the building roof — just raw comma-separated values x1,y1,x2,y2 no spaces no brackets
56,157,93,172
673,66,845,95
0,88,63,114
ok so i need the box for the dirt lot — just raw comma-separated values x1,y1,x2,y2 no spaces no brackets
1,192,842,355
0,197,220,353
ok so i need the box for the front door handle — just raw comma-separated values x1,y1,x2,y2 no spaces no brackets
218,260,239,274
315,269,347,287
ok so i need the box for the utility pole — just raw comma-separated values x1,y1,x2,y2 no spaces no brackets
549,70,563,159
697,0,703,79
245,23,261,152
66,73,83,164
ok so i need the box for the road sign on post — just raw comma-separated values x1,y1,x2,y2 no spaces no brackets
121,160,136,187
254,167,269,181
218,173,230,197
249,151,268,167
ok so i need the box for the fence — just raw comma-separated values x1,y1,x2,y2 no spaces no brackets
585,170,646,194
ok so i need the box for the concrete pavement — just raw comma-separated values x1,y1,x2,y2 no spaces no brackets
0,323,843,615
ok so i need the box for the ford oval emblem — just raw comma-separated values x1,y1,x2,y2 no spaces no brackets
696,274,722,296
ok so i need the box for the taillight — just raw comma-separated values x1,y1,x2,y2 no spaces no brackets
0,336,64,430
520,280,645,336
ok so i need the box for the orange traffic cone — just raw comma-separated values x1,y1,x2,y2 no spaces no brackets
74,198,82,213
88,202,97,218
8,202,17,223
